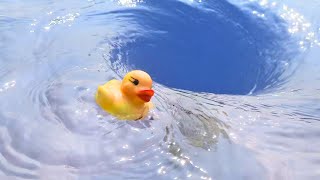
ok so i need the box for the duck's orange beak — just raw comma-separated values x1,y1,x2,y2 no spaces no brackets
137,89,154,102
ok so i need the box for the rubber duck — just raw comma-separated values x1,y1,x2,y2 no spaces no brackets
95,70,154,120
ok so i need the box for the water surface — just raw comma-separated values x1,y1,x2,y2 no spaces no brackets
0,0,320,179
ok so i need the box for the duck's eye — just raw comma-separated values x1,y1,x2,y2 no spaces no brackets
132,79,139,85
129,77,139,86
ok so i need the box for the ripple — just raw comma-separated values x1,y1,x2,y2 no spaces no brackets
0,63,218,178
0,119,40,179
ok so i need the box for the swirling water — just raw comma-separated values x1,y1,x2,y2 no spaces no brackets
0,0,320,179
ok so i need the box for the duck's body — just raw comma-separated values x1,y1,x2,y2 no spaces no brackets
95,70,154,120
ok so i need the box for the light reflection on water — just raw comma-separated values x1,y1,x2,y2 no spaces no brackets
0,0,320,179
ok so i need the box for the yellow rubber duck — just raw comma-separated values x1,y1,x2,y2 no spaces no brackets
95,70,154,120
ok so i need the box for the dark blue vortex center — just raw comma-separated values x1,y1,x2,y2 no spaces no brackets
109,0,295,95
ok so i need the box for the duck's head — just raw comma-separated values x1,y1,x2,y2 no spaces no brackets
121,70,154,104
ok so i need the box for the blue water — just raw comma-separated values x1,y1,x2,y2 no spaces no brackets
109,0,295,94
0,0,320,179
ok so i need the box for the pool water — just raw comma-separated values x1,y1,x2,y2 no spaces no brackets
0,0,320,179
